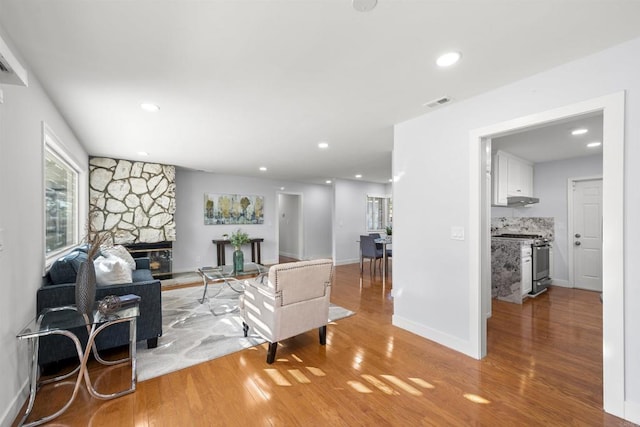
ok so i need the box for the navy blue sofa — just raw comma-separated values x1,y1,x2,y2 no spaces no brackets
37,247,162,368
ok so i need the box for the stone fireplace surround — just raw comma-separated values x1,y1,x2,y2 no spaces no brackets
89,157,176,245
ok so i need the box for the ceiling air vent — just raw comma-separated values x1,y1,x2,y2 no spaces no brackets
0,58,9,73
0,36,28,86
423,96,451,108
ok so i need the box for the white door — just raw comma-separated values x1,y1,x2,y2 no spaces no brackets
572,179,603,291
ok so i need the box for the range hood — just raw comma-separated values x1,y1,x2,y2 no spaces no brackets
506,196,539,207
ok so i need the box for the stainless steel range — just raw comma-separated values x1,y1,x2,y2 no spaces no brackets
495,233,552,296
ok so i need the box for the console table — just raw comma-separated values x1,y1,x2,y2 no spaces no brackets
211,238,264,266
16,303,139,427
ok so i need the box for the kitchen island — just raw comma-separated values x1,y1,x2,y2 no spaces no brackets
491,238,531,304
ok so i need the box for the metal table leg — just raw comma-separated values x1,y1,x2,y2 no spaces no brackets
19,331,86,427
83,317,137,399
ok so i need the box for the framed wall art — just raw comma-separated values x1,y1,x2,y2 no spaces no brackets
204,193,264,225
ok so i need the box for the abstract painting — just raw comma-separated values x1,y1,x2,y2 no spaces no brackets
204,193,264,225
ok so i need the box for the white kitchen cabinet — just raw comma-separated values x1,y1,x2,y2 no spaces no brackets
492,150,534,206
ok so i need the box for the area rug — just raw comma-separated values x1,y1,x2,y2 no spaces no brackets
136,284,355,382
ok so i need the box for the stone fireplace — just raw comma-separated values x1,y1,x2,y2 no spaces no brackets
89,157,176,277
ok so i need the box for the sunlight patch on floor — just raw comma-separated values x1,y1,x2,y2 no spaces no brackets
264,369,292,386
288,369,311,384
306,367,326,376
380,375,422,396
361,374,398,395
408,377,435,389
348,381,373,393
463,393,491,404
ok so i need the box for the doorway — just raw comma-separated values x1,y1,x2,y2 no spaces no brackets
469,91,625,416
277,193,303,261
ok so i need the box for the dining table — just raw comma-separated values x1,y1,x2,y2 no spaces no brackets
375,236,392,289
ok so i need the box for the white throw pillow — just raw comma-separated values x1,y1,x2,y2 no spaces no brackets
94,255,133,286
101,245,136,270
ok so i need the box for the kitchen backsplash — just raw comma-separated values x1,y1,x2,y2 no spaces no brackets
491,217,554,240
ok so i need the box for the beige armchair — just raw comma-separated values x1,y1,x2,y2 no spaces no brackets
239,259,334,363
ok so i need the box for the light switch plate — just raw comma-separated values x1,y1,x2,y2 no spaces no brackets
450,226,465,240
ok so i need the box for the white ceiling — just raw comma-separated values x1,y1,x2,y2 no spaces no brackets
492,112,603,164
1,1,638,184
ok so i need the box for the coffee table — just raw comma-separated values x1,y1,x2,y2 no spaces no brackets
16,302,139,427
197,263,266,314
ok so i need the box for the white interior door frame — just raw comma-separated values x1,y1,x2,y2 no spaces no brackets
567,175,603,287
468,91,625,417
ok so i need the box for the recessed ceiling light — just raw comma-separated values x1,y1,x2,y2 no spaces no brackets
436,51,461,67
355,174,362,179
352,0,377,12
388,179,393,182
280,187,285,191
137,151,149,156
318,142,329,149
587,141,602,148
259,166,267,172
325,180,332,184
572,128,588,136
140,103,160,112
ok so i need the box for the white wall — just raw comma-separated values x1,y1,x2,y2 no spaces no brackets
0,26,88,427
332,179,389,265
492,154,603,283
173,169,332,272
278,193,301,258
394,37,640,422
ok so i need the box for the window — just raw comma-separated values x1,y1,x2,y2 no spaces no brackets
44,127,80,258
366,195,392,232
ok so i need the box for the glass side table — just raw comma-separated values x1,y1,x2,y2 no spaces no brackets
197,263,267,314
16,302,140,427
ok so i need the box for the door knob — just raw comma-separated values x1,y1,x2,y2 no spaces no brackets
575,241,581,246
575,233,581,238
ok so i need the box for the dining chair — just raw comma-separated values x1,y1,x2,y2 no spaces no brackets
360,235,383,275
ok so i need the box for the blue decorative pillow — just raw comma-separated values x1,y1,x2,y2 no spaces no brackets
74,243,102,259
48,250,89,285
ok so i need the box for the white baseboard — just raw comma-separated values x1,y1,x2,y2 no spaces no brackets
551,278,571,287
392,314,478,359
334,258,359,266
2,378,28,427
278,251,300,259
624,400,640,424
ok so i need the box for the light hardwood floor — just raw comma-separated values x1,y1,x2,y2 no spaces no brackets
15,263,634,426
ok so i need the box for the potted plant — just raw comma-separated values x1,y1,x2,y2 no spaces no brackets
229,228,250,272
385,225,392,236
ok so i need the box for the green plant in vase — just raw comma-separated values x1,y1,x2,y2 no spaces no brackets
229,228,250,272
385,225,392,236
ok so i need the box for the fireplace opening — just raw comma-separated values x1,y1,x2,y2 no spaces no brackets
125,242,173,279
